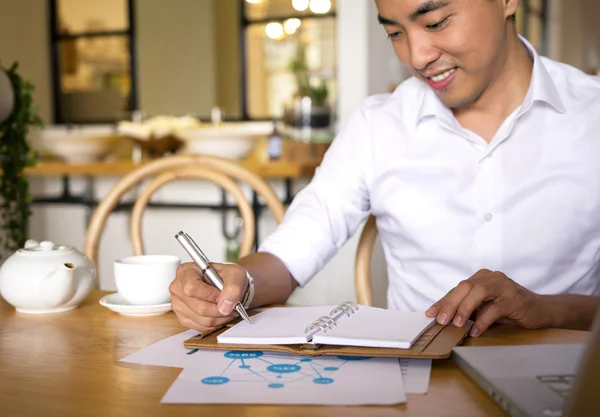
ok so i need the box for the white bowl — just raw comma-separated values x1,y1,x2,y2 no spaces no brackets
35,125,119,163
174,121,273,160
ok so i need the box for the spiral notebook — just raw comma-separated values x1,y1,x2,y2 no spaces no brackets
217,302,436,349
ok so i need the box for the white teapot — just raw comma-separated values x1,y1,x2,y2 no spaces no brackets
0,239,96,314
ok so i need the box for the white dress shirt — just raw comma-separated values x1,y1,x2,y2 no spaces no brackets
259,38,600,312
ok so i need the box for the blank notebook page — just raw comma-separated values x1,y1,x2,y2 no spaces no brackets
312,307,436,349
217,306,336,345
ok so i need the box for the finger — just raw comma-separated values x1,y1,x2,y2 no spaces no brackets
452,283,497,327
211,263,248,316
427,280,478,325
171,294,235,331
171,282,227,318
172,263,221,303
470,302,504,337
426,269,493,320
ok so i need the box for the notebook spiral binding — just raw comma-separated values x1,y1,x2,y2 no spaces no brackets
304,301,359,335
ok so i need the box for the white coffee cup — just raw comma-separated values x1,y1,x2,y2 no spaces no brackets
114,255,180,305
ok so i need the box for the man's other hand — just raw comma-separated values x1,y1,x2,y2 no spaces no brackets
425,269,550,337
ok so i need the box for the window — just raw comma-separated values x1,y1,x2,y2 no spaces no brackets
241,0,337,120
516,0,548,55
49,0,136,123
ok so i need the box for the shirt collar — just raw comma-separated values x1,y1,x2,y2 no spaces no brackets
414,35,567,126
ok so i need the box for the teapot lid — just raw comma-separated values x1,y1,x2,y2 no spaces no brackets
18,239,74,255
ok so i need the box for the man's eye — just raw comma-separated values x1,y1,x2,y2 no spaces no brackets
387,31,402,39
426,17,449,30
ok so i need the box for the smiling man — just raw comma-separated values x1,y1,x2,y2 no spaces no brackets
170,0,600,338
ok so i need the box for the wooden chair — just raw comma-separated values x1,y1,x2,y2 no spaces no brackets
84,154,286,267
354,215,378,306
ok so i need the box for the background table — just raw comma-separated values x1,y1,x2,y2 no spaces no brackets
0,291,588,417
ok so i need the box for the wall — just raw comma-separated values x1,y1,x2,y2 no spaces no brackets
550,0,600,72
214,0,242,118
134,0,216,116
0,0,52,123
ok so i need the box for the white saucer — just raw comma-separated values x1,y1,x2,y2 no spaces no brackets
99,293,172,316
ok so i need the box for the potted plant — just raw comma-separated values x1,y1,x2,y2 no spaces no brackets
0,62,43,258
284,44,332,130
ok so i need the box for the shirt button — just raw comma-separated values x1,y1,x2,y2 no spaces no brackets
485,213,493,222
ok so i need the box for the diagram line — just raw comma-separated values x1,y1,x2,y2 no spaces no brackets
221,359,237,376
247,365,270,382
256,357,275,365
308,361,328,369
308,362,323,378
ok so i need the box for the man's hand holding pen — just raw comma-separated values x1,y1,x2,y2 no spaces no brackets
169,261,251,334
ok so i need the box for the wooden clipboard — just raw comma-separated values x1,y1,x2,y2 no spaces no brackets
183,310,473,359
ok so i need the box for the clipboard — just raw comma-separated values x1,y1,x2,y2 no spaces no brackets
183,309,473,359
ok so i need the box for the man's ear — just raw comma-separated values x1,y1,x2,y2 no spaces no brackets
503,0,520,20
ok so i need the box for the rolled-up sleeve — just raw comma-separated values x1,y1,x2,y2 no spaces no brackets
258,104,372,286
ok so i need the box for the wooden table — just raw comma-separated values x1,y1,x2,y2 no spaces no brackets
0,291,588,417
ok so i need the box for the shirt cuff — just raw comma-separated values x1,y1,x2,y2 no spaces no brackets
258,225,335,287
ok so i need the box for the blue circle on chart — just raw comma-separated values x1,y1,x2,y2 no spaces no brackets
313,377,334,384
202,376,229,385
224,351,264,359
300,358,312,362
336,356,372,360
324,367,339,371
269,383,285,388
267,364,301,374
239,364,251,369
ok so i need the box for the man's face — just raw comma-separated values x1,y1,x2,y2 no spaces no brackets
375,0,519,109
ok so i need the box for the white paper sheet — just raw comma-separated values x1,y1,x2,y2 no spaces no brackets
119,329,200,368
399,358,432,394
120,330,435,404
160,350,406,405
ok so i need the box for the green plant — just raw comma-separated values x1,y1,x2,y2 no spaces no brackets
288,44,329,106
0,62,43,257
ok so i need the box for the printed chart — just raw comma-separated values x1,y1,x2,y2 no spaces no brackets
161,349,406,405
200,351,372,388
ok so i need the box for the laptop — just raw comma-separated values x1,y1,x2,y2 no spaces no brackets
453,305,600,417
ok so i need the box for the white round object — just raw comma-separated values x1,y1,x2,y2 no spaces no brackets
113,254,180,306
0,238,96,314
175,121,272,160
99,292,172,316
36,124,118,162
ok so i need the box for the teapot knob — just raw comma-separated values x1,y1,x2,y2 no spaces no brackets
24,239,39,249
40,241,55,251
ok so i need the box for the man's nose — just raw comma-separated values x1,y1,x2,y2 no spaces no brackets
407,33,440,72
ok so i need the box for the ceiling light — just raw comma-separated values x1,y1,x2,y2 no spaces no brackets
284,18,302,35
309,0,331,14
292,0,309,12
265,22,284,40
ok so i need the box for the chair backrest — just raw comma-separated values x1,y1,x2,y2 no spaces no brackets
354,215,378,306
84,154,286,267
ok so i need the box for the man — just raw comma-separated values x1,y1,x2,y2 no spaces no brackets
170,0,600,338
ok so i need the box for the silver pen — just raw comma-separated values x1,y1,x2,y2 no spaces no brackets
175,231,252,324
